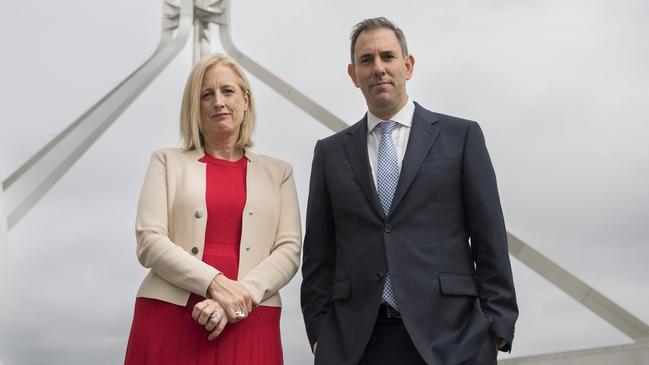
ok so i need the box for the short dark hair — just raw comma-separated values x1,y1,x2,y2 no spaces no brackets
349,17,409,64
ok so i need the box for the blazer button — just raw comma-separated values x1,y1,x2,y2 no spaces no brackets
191,246,199,255
195,211,203,219
375,272,384,281
384,224,392,233
245,247,251,251
248,211,254,216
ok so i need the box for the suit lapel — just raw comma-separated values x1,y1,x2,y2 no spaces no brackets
343,118,385,218
389,103,439,216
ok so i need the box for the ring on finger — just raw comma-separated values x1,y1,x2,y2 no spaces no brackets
234,310,247,320
210,311,222,321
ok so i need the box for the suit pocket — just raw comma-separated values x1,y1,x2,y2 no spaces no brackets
330,280,351,301
420,156,459,168
439,274,479,296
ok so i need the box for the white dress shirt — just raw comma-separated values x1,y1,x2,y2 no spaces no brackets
367,98,415,188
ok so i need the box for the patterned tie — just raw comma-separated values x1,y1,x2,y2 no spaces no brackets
377,120,399,309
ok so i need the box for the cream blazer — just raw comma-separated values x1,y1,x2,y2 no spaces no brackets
135,147,301,307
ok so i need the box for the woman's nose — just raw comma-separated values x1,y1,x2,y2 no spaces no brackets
213,92,224,108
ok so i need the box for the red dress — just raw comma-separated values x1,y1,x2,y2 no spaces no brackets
125,154,283,365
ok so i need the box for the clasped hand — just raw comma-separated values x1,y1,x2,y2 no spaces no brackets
192,274,257,340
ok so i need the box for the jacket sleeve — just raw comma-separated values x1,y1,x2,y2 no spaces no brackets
300,141,337,347
135,150,219,297
462,122,518,351
240,163,302,304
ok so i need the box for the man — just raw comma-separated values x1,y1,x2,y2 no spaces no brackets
300,17,518,365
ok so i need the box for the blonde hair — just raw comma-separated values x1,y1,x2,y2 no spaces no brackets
180,53,256,151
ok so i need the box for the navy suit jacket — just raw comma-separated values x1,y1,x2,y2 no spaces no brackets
301,103,518,365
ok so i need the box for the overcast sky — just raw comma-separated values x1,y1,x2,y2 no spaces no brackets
1,0,648,364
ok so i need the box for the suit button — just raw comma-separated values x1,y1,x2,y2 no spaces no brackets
384,224,392,233
245,247,251,251
195,211,203,218
191,246,199,255
248,211,254,216
375,272,384,281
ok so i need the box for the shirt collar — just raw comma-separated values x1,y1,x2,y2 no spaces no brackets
367,98,415,134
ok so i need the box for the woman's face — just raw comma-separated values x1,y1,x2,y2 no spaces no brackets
199,63,249,144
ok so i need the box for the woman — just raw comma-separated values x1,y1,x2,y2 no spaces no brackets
125,53,301,364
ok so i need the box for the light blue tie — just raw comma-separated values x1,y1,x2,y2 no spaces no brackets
377,120,399,310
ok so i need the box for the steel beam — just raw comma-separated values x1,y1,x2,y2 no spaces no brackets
508,232,649,340
193,0,225,64
0,187,7,308
216,0,348,132
0,0,194,231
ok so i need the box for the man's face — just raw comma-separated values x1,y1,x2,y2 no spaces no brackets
348,27,414,119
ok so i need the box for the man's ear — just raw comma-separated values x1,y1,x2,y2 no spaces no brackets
347,63,360,87
405,54,415,80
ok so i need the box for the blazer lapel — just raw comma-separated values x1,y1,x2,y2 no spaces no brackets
389,103,439,216
343,118,385,218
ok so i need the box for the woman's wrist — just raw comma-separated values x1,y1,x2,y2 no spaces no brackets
207,272,224,297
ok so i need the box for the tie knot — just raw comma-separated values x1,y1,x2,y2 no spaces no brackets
380,120,397,135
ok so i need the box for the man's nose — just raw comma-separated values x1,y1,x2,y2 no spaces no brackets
372,60,387,76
